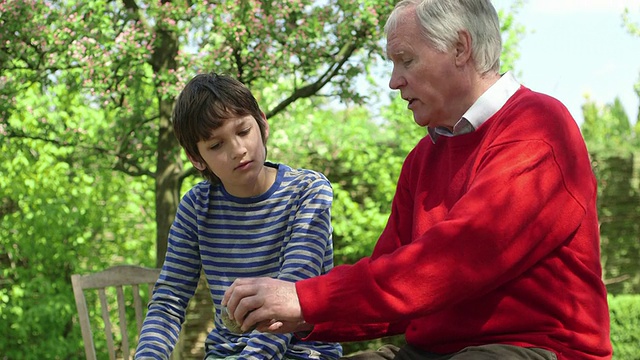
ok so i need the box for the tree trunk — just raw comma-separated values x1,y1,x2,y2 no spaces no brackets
155,105,181,267
150,20,214,358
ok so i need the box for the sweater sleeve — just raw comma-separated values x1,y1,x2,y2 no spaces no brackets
297,160,416,341
135,189,203,360
298,134,592,332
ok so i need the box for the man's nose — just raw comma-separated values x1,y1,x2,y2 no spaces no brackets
388,69,406,90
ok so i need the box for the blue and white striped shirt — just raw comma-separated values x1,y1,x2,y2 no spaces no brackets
135,163,342,360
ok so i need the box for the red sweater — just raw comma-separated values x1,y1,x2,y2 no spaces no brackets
297,87,612,359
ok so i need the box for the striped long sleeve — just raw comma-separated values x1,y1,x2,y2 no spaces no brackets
135,163,342,360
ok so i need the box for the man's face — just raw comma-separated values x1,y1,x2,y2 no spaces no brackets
386,7,462,129
191,114,270,197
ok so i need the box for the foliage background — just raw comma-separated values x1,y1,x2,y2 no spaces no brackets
1,0,639,359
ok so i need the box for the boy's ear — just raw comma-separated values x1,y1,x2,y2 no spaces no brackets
187,153,207,171
261,111,270,140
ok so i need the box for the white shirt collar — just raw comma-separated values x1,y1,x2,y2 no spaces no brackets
428,71,521,143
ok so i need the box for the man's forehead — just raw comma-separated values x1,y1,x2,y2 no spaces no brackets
385,35,412,60
384,8,419,59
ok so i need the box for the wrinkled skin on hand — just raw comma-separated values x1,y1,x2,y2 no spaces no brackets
223,277,308,333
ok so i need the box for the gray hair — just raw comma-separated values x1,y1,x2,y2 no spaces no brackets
384,0,502,74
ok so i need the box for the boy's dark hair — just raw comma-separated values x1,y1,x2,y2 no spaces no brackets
172,72,268,184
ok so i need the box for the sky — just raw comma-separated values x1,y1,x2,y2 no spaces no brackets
368,0,640,127
491,0,640,125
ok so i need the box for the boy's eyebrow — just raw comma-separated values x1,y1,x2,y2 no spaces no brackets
202,117,251,141
201,133,218,142
202,126,223,141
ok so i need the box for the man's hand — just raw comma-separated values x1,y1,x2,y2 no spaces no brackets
223,277,310,334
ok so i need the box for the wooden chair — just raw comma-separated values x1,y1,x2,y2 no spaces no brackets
71,264,162,360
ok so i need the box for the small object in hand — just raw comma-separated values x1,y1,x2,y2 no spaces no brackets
220,305,255,334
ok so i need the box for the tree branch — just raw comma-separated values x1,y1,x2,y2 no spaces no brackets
604,274,631,285
266,40,359,118
6,129,155,177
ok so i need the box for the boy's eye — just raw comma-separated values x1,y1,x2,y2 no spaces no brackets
209,142,221,150
238,128,251,136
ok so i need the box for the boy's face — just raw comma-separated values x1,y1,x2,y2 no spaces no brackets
189,114,270,197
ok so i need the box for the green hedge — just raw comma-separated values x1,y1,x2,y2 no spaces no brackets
609,294,640,359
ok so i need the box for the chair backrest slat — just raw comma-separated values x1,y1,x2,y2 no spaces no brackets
132,284,144,335
98,288,116,360
71,265,161,360
71,274,98,360
116,286,131,359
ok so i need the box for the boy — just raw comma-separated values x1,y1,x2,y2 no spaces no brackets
134,72,342,360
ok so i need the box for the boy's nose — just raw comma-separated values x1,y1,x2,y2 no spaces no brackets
231,139,247,159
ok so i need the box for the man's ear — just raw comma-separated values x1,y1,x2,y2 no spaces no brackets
454,30,472,67
187,153,207,171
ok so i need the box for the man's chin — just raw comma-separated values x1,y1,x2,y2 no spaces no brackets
412,114,429,127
